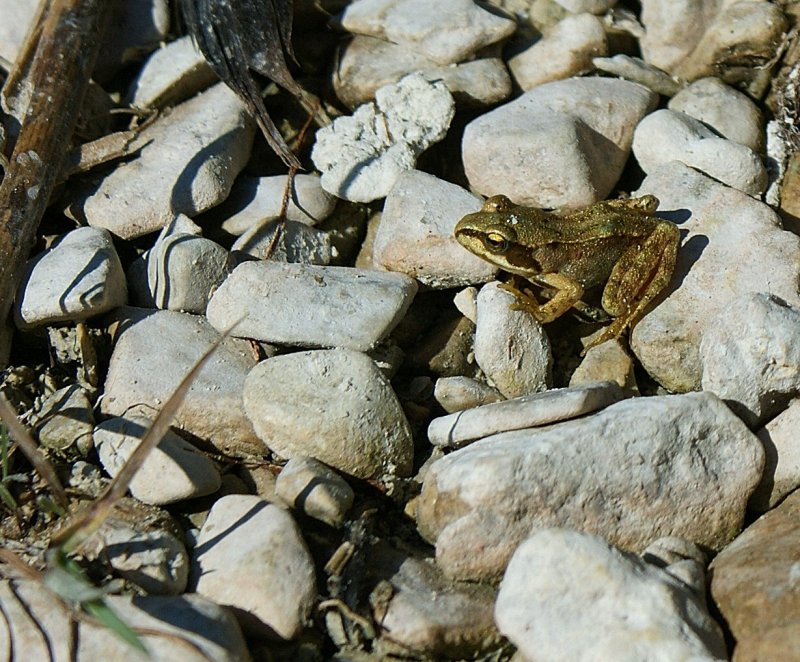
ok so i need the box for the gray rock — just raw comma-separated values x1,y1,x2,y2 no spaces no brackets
373,170,496,288
751,398,800,512
276,456,355,527
642,536,709,599
462,77,657,208
0,0,36,64
14,227,127,330
433,376,504,414
592,54,681,96
496,529,727,661
244,349,413,479
94,416,221,505
554,0,617,11
232,219,332,265
428,381,623,448
631,163,800,392
192,494,316,639
34,385,94,454
417,391,763,581
206,261,417,351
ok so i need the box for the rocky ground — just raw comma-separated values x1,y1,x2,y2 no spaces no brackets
1,0,800,660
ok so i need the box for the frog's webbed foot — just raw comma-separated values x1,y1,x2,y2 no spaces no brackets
499,273,584,324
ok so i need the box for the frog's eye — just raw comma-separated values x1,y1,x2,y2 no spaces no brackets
484,232,509,253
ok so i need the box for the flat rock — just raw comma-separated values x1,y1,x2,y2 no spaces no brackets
592,54,682,96
462,77,657,207
276,456,355,527
710,489,800,661
232,220,332,265
373,170,496,288
34,384,95,454
206,261,417,351
14,227,127,330
428,381,622,448
496,529,727,661
750,398,800,512
417,391,763,581
433,376,504,414
631,163,800,392
71,83,255,239
101,308,262,457
243,349,413,479
192,494,316,638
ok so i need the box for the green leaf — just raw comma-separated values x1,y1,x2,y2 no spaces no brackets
84,599,149,655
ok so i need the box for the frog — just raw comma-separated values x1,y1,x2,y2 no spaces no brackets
454,194,680,352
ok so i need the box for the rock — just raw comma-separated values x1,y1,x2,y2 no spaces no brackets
496,529,727,661
276,456,355,527
428,381,623,448
101,308,262,457
417,391,763,581
311,74,454,202
473,282,552,398
569,338,637,393
34,385,94,454
373,170,496,288
632,109,767,196
94,416,221,505
0,0,37,64
453,287,478,323
554,0,617,11
750,399,800,512
631,162,800,392
710,489,800,661
642,536,709,599
14,227,127,330
192,494,316,639
243,349,413,479
433,376,504,413
206,261,417,351
232,220,333,265
336,0,515,65
462,77,657,208
592,54,681,96
509,13,608,91
668,77,765,152
70,83,255,239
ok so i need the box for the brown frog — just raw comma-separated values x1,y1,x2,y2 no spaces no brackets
454,194,680,352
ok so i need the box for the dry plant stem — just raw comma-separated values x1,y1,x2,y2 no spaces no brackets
0,0,111,346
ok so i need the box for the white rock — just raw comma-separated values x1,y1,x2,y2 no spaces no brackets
417,391,763,581
232,219,332,264
631,163,800,392
192,495,316,638
462,77,657,207
632,109,767,196
244,349,414,479
337,0,515,65
668,77,764,152
71,83,255,239
473,282,552,398
276,456,355,527
312,74,454,202
14,227,127,330
751,399,800,512
453,286,478,323
592,54,682,96
206,261,417,351
509,13,608,91
0,0,37,64
373,170,496,288
101,308,262,457
496,529,727,661
570,337,637,392
94,416,221,505
34,385,94,454
428,381,622,448
433,376,504,413
643,536,709,598
554,0,618,11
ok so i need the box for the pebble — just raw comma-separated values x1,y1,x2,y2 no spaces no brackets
336,0,516,65
495,529,727,661
276,456,355,528
70,83,255,239
642,536,709,598
473,282,552,398
192,494,317,639
14,227,127,330
630,162,800,392
508,13,608,91
453,286,478,323
206,261,417,351
569,338,637,393
101,308,262,457
432,376,504,414
639,0,718,73
94,416,221,505
312,74,455,202
592,54,681,96
33,384,94,454
243,349,414,479
632,109,767,196
373,170,496,288
428,381,622,448
232,219,333,264
750,398,800,512
462,77,657,208
417,391,763,581
710,489,800,660
554,0,617,11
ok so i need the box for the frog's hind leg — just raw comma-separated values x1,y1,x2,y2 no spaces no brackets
499,273,583,323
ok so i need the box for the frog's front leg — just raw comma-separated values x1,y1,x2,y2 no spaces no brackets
499,273,583,323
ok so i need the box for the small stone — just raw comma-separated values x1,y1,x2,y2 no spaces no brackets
750,398,800,512
34,385,94,454
428,381,622,448
554,0,617,12
312,74,455,202
473,282,552,398
433,376,504,413
14,227,127,330
192,494,316,639
243,349,413,479
592,54,681,96
276,456,355,527
496,529,727,661
569,338,637,393
232,220,333,265
453,287,478,323
94,416,221,505
206,261,417,351
373,170,496,288
642,536,708,598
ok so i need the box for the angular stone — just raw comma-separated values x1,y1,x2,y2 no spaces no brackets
231,219,332,265
276,456,354,527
